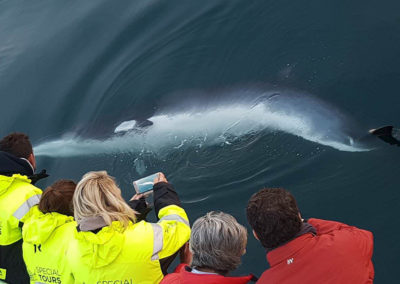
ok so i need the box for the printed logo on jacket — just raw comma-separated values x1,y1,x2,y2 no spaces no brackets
35,267,61,284
96,280,133,284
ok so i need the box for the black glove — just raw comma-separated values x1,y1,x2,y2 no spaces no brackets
129,197,152,222
29,169,49,185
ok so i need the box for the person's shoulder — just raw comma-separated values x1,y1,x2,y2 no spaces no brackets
256,265,283,284
55,217,77,234
160,272,182,283
257,269,273,283
127,220,153,232
28,183,42,194
13,174,43,194
124,220,159,245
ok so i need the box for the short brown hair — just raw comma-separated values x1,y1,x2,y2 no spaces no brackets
0,132,33,159
39,180,77,216
246,188,302,249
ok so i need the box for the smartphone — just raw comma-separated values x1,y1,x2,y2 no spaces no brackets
133,172,160,194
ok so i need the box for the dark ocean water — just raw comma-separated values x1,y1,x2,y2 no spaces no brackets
1,1,400,282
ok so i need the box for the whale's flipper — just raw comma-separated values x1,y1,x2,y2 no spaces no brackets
114,119,153,133
369,125,400,146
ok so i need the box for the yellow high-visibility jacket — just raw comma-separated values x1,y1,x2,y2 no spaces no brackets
66,205,191,284
0,174,42,246
22,206,76,284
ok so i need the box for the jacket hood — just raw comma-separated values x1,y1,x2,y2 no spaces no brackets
75,221,126,268
0,151,34,177
0,173,31,196
23,206,75,244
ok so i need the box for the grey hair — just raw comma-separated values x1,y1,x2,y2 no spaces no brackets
190,211,247,274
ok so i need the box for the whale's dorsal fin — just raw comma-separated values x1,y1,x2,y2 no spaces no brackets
370,125,400,146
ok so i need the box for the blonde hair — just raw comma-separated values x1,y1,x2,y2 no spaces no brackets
74,171,137,228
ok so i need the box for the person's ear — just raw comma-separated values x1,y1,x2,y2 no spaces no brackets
252,230,259,240
179,242,193,265
298,212,304,222
28,153,36,170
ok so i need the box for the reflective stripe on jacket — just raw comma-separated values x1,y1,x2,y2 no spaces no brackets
22,206,76,284
66,204,191,284
0,174,42,246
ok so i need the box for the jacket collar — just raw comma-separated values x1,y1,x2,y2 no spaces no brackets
79,215,108,232
182,266,257,283
266,222,317,253
0,151,34,177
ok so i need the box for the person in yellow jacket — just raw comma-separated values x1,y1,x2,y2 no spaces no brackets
66,171,191,284
22,179,77,284
0,133,48,283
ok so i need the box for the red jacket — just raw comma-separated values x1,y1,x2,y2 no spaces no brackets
161,264,256,284
257,218,374,284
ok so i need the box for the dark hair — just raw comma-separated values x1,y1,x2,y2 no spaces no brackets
246,188,302,249
0,132,33,159
39,180,77,216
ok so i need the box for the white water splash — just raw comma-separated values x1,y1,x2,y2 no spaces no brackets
34,100,369,157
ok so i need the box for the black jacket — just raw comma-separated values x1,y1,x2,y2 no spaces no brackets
0,151,34,177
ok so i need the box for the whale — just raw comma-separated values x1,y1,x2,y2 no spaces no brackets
113,87,363,147
34,85,370,158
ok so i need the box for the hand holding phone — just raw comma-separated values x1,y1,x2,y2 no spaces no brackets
154,172,167,184
132,172,168,195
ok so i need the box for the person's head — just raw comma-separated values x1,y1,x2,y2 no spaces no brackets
246,188,302,250
39,180,77,216
0,132,36,169
73,171,137,227
189,211,247,275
